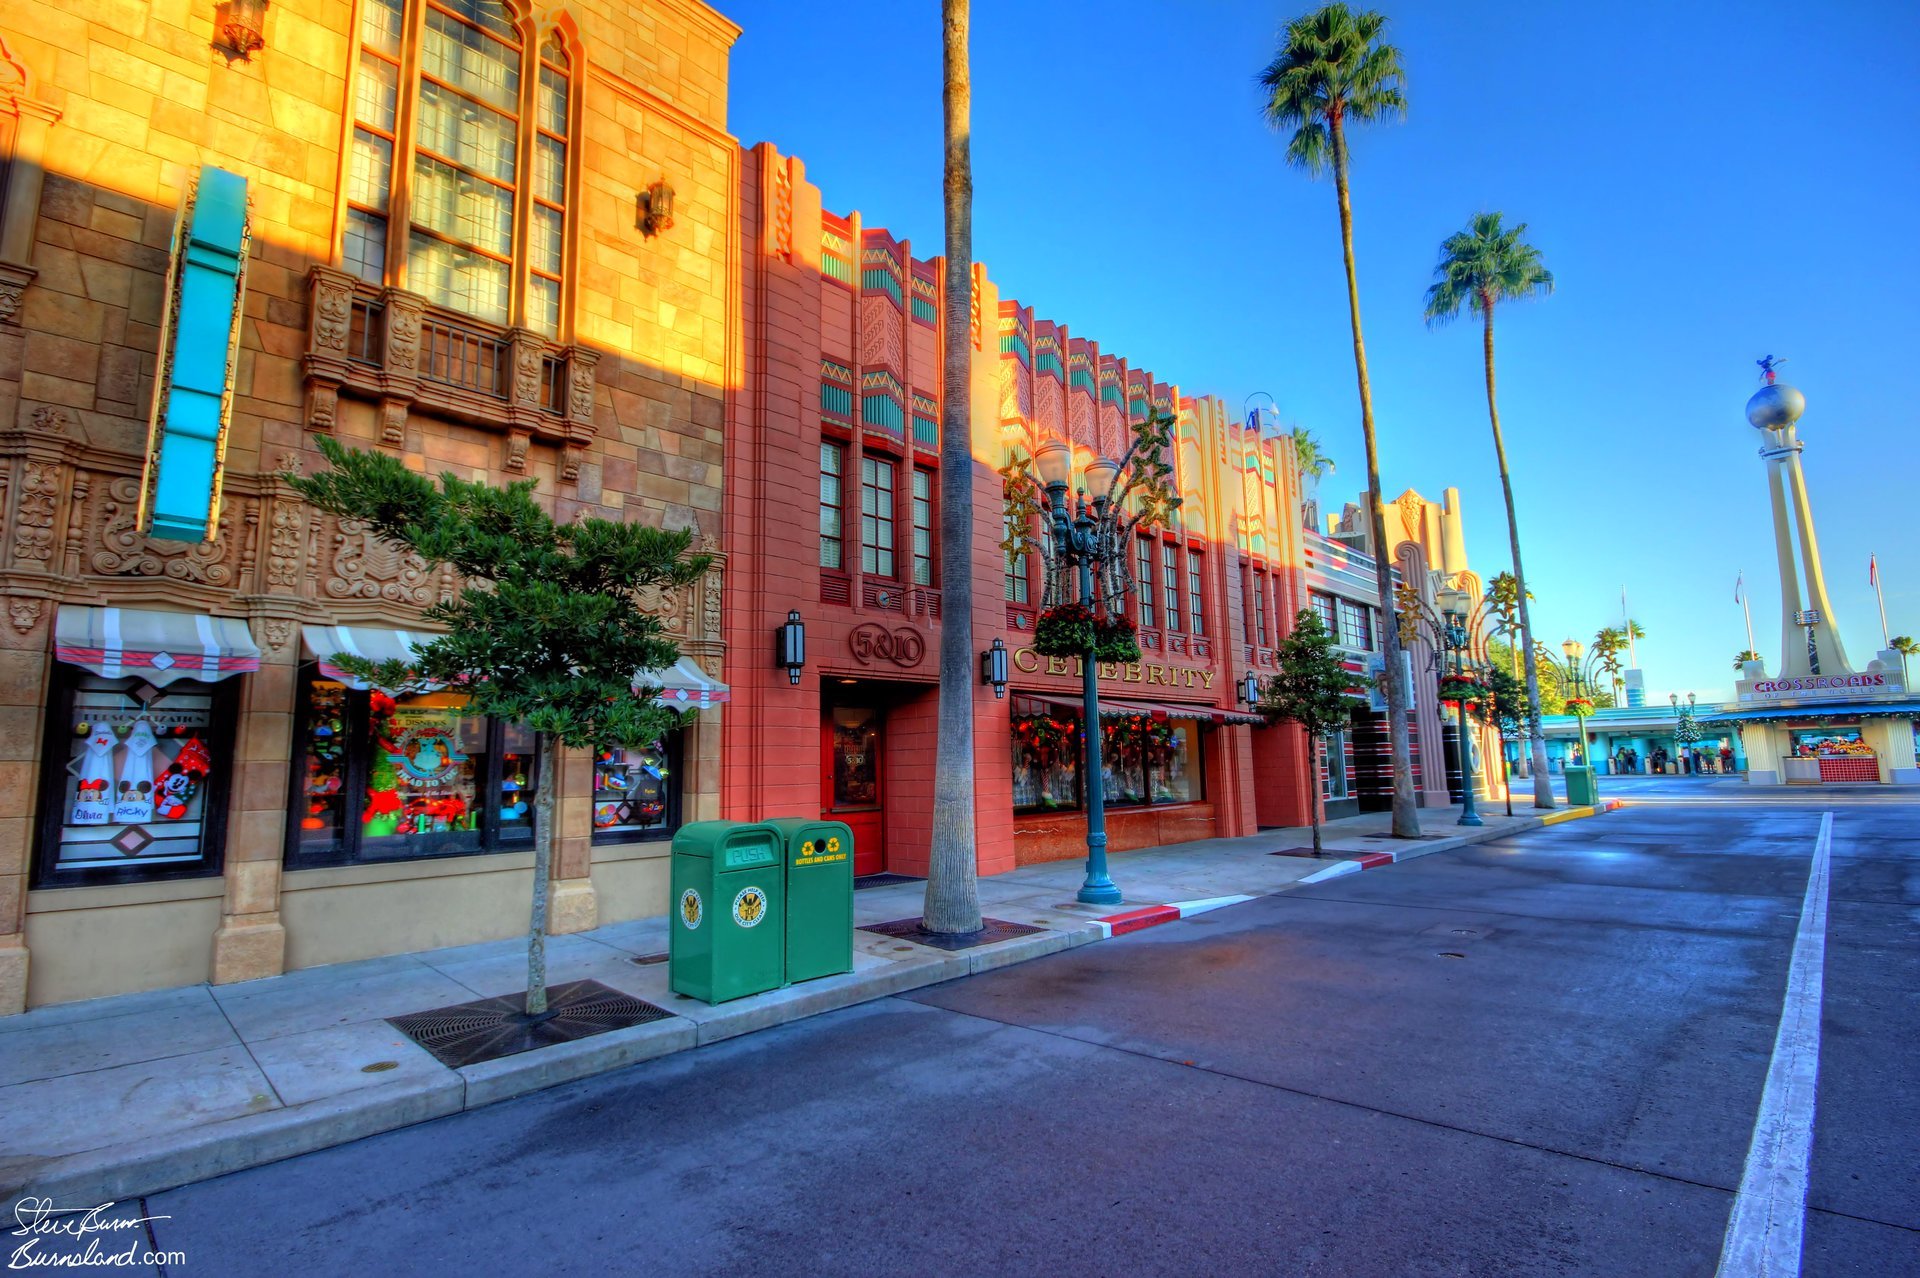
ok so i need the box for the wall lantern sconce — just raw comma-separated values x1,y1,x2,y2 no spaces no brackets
777,610,806,685
214,0,269,60
637,180,675,238
981,638,1009,698
1239,671,1262,707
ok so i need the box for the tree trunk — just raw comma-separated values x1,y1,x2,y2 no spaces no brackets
1310,735,1323,856
525,734,557,1016
1330,114,1419,838
924,0,983,935
1480,302,1555,808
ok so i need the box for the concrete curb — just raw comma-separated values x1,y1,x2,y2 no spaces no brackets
2,798,1625,1212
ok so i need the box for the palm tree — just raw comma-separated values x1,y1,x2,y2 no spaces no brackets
1291,425,1336,482
1733,648,1762,671
923,0,983,935
1423,212,1556,808
1260,4,1418,837
1891,635,1918,685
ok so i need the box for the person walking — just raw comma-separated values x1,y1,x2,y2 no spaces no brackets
1720,744,1735,773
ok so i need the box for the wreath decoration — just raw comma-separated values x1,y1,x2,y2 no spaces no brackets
1094,612,1141,663
1012,713,1078,765
1105,714,1177,767
1563,695,1595,716
1035,601,1098,658
1437,672,1484,708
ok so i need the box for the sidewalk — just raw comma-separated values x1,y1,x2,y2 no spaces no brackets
0,797,1610,1212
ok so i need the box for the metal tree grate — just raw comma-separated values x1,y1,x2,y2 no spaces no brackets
859,917,1043,952
388,978,673,1069
853,872,924,890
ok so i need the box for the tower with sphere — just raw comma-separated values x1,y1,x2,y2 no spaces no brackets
1745,368,1853,678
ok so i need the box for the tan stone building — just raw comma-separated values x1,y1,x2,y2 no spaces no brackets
0,0,740,1012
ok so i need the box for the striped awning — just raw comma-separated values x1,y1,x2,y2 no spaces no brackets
301,624,438,690
639,655,729,708
1026,693,1223,723
55,606,261,686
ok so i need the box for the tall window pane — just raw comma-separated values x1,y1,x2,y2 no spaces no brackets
912,468,934,586
860,456,896,578
1137,538,1155,628
819,442,844,570
1162,543,1181,632
347,1,402,285
530,33,569,336
1188,549,1205,636
1253,571,1269,647
407,232,510,324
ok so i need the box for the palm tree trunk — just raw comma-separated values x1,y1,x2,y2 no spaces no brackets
924,0,983,935
1331,114,1419,838
1479,302,1555,808
525,734,556,1015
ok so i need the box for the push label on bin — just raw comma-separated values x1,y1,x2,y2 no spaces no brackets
732,885,768,928
795,836,846,867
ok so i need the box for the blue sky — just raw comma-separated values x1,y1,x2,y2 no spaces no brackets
720,0,1920,700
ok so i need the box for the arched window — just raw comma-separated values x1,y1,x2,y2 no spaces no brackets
345,0,573,337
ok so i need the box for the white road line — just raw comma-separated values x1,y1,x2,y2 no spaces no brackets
1716,810,1834,1278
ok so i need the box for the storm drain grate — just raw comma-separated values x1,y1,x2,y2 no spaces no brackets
854,872,925,890
388,978,673,1069
859,917,1043,952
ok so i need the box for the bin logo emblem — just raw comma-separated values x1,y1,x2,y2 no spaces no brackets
732,885,768,928
679,888,703,929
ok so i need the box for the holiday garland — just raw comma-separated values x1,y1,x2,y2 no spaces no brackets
1437,672,1484,707
1563,695,1595,716
1011,713,1078,764
1104,714,1177,768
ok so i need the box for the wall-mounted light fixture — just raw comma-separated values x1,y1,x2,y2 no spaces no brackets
778,610,806,685
1239,671,1262,707
214,0,269,60
981,638,1009,698
637,180,675,238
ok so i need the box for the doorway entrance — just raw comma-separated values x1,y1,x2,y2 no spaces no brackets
823,703,885,876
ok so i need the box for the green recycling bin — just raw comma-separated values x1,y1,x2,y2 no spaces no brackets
765,818,854,984
669,821,785,1004
1563,764,1597,807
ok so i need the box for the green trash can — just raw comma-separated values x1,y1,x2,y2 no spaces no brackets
669,821,785,1004
1564,765,1597,807
765,818,854,984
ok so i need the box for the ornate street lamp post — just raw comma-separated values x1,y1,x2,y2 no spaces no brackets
1539,638,1605,804
1032,441,1124,905
1399,583,1485,827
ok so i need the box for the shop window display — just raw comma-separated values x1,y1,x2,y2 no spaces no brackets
1010,705,1205,813
35,673,235,886
592,734,681,841
289,674,538,867
1011,707,1080,812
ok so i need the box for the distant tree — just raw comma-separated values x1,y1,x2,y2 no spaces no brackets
1890,636,1917,684
286,437,710,1017
1475,662,1528,815
1733,648,1762,671
1258,609,1357,856
1260,3,1418,838
1290,425,1336,482
1424,211,1556,810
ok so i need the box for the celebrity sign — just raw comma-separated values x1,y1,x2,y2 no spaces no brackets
1011,646,1216,692
1738,672,1905,703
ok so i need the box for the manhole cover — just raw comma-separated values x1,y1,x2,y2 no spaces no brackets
630,954,668,966
360,1060,399,1073
1438,951,1467,959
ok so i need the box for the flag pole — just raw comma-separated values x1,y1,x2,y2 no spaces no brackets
1737,570,1755,655
1872,554,1889,648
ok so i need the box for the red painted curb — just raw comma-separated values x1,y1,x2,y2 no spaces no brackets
1099,904,1182,935
1354,852,1395,869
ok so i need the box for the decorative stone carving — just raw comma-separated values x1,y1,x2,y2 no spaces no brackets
504,431,530,473
635,581,685,637
312,274,352,352
12,460,60,563
772,159,793,261
260,617,295,654
306,381,337,434
384,297,422,372
0,262,33,326
1397,490,1424,546
30,405,76,437
568,358,595,423
275,452,302,477
7,596,43,634
512,339,541,406
379,398,406,446
324,517,431,605
265,500,304,589
701,567,722,641
91,477,239,584
560,444,584,483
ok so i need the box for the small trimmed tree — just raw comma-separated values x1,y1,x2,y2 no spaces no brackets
1476,662,1526,816
287,437,711,1017
1259,608,1356,855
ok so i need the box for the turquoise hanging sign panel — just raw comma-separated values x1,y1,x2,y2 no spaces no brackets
139,165,250,543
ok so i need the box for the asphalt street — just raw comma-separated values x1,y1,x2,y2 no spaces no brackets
34,784,1920,1276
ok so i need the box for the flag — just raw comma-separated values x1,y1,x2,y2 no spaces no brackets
1734,571,1744,604
1869,554,1878,587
